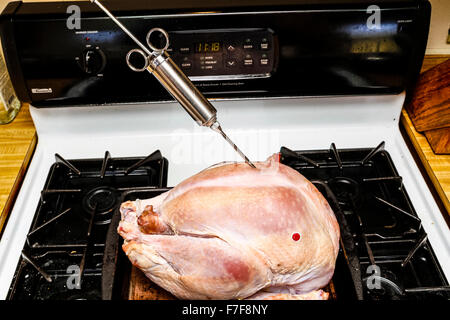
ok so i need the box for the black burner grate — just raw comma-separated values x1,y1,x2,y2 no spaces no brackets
7,150,168,300
280,143,450,300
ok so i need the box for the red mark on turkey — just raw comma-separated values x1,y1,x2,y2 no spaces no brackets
292,233,301,241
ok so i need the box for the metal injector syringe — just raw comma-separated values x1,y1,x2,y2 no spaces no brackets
91,0,256,168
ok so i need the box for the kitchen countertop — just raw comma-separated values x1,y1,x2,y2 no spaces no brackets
401,109,450,214
0,104,36,234
0,57,449,235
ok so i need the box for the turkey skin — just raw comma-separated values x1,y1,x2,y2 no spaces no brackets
118,154,340,300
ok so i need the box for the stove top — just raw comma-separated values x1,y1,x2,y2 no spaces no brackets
6,144,450,300
7,150,168,300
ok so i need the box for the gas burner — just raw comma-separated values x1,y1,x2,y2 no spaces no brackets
328,177,360,205
364,269,405,300
82,187,119,225
49,290,101,300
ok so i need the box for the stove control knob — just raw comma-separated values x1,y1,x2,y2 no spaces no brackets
79,48,106,75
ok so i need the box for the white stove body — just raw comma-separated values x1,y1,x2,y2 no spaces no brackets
0,93,449,299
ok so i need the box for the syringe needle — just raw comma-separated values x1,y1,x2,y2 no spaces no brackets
210,122,256,169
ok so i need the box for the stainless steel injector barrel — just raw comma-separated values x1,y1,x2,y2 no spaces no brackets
146,51,217,127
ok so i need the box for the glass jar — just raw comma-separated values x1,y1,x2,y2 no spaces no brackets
0,51,21,124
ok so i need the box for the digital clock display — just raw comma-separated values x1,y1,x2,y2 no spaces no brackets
195,42,221,53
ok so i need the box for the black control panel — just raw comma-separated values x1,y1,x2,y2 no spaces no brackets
168,29,276,80
0,0,431,107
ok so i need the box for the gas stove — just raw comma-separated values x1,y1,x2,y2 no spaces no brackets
0,0,449,301
1,95,449,300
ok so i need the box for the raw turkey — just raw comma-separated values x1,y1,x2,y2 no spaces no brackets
118,154,340,300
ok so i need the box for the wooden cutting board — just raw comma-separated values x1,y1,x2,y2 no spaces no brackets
128,266,176,300
405,59,450,154
424,127,450,155
406,59,450,132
